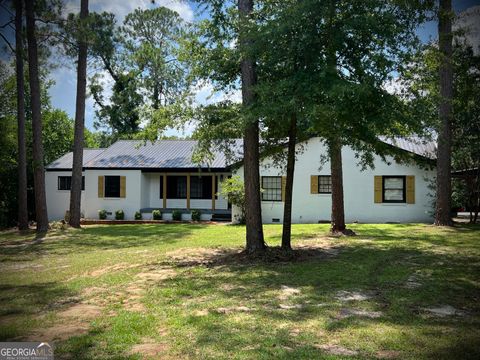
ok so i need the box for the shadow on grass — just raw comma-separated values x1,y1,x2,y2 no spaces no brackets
0,224,203,257
0,282,79,341
150,240,480,359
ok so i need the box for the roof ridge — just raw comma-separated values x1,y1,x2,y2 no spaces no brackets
112,139,198,144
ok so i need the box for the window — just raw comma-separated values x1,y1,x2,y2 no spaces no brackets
167,176,187,199
383,176,406,203
190,176,213,199
261,176,282,201
318,175,332,194
58,176,84,190
104,176,120,198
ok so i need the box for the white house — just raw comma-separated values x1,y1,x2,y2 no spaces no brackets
45,137,436,223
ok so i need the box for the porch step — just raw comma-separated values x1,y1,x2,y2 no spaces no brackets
211,212,232,222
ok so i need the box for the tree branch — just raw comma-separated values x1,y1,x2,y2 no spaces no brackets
0,19,13,29
0,32,14,53
0,3,13,19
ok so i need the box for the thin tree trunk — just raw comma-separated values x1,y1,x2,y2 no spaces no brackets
69,0,89,228
435,0,453,226
281,114,296,252
15,0,28,230
25,0,48,233
329,138,348,234
239,0,265,254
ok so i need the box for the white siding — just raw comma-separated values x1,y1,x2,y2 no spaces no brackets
45,171,86,221
84,169,142,220
233,137,435,224
44,171,232,221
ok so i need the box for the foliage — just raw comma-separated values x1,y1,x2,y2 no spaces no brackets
86,7,192,140
0,60,100,228
172,210,182,221
219,176,245,224
98,209,107,220
405,40,480,221
191,209,201,221
191,101,243,165
190,0,432,165
152,209,162,220
0,65,18,228
115,209,125,220
134,211,142,220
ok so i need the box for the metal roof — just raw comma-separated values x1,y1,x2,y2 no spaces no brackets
46,149,106,170
84,140,231,169
379,136,436,159
46,136,435,171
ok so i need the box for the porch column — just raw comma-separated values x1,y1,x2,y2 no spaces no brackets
186,174,191,210
212,174,216,211
163,174,167,209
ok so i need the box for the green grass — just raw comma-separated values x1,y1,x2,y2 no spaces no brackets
0,223,479,359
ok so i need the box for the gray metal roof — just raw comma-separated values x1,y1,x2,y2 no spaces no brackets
84,140,231,169
46,149,106,170
379,136,436,159
46,136,435,171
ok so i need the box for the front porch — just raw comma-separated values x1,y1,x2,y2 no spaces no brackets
140,171,232,221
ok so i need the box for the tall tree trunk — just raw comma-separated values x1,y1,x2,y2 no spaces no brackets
25,0,48,233
435,0,453,226
15,0,28,230
239,0,265,254
69,0,89,228
329,138,347,234
281,114,296,252
325,0,351,235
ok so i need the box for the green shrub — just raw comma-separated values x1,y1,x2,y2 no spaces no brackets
115,209,125,220
219,176,246,223
152,209,162,220
134,211,142,220
191,209,201,221
98,209,107,220
172,210,182,221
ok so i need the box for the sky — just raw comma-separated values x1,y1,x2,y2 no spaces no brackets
2,0,480,135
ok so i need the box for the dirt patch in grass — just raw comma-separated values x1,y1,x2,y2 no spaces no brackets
336,290,373,302
192,309,209,316
337,308,383,319
422,305,464,317
165,244,342,268
58,304,102,319
314,343,358,356
405,274,422,289
23,303,102,342
279,304,305,310
88,263,140,277
130,340,169,359
81,286,109,299
215,306,253,314
135,267,177,283
278,285,301,300
376,350,402,359
27,323,91,342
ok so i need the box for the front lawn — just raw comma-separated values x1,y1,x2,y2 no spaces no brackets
0,223,479,359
